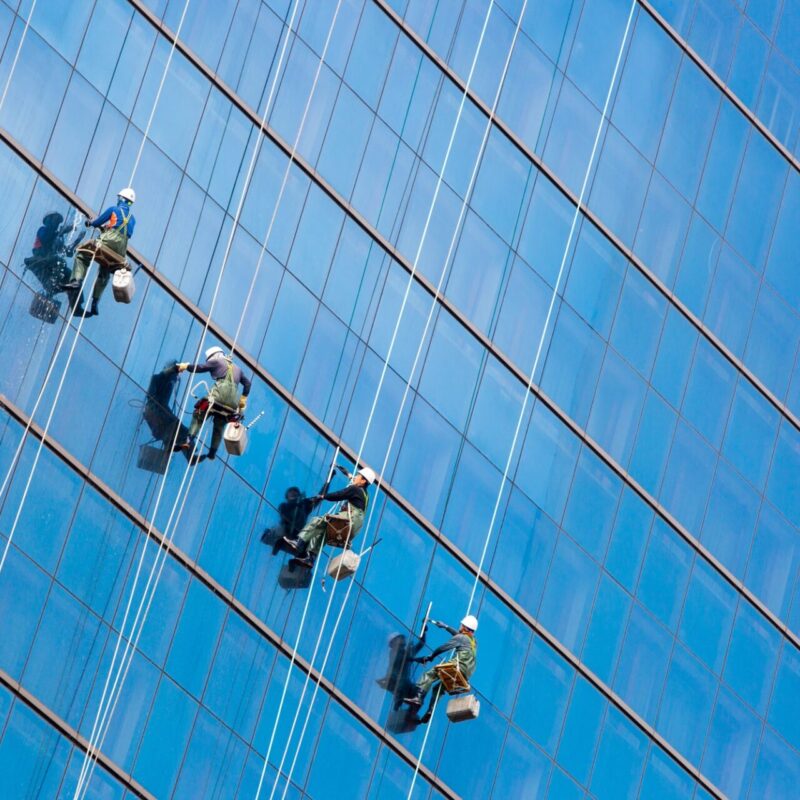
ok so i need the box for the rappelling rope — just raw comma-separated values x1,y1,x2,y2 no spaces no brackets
408,0,638,796
264,2,509,797
0,0,193,574
71,0,350,794
0,0,37,114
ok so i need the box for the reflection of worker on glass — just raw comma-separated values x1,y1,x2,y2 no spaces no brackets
24,211,83,298
276,466,376,570
139,363,192,469
174,346,251,464
62,187,136,318
379,632,428,734
403,615,478,723
261,486,315,549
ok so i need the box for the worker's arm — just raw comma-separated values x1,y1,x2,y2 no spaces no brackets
88,207,113,228
239,372,252,397
431,620,458,636
319,485,353,502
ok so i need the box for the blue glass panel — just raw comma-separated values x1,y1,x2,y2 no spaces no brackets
581,573,630,685
471,127,530,244
656,643,716,764
634,170,691,287
656,58,719,202
514,635,572,755
674,213,721,319
745,502,800,621
615,604,672,723
678,558,737,674
562,448,620,561
651,306,697,409
728,20,769,107
134,677,197,798
701,459,760,578
696,100,748,233
556,676,605,786
344,3,398,107
688,0,739,76
726,131,788,270
766,422,800,528
539,533,599,652
589,125,651,248
749,725,800,800
768,638,800,751
540,303,604,429
702,687,761,799
682,338,736,449
516,403,579,524
564,222,626,339
722,379,779,492
590,707,648,800
628,389,677,497
637,519,692,632
723,602,781,716
604,487,652,593
639,742,695,800
492,725,550,800
588,348,648,467
765,170,800,313
610,266,666,379
166,579,225,698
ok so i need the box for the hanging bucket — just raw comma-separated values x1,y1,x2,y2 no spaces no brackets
112,268,135,303
445,694,480,723
326,550,360,581
223,421,248,455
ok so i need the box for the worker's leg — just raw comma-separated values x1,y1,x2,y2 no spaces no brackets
187,409,203,440
67,248,90,284
416,667,439,695
208,415,226,457
297,516,327,556
91,266,111,301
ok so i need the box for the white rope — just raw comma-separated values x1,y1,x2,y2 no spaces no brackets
265,3,506,797
0,0,38,114
407,3,638,790
465,0,638,614
0,0,193,581
71,0,328,793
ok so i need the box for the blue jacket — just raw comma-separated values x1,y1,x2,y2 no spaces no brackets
91,201,136,238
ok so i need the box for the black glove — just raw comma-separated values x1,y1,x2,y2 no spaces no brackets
335,464,349,475
84,220,92,228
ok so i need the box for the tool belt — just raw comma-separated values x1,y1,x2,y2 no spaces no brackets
76,239,128,271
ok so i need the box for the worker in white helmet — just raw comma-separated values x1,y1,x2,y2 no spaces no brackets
278,465,377,569
62,187,137,317
403,615,478,720
174,345,251,464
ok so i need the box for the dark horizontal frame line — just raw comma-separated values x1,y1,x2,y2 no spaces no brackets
113,0,800,650
0,664,155,799
0,395,723,800
0,394,455,800
638,0,800,176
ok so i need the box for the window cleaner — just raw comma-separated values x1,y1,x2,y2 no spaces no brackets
173,346,252,464
61,187,137,318
275,465,376,571
404,615,480,724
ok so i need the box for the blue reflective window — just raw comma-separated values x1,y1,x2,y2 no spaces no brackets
628,389,677,497
651,306,697,409
639,745,695,800
564,222,626,339
492,725,550,800
556,676,605,786
678,559,737,674
581,574,631,685
766,170,800,312
766,422,800,528
562,448,620,561
674,213,721,319
701,459,760,578
702,687,761,799
590,707,648,800
604,487,652,593
637,519,692,632
768,643,800,752
656,643,716,764
514,635,572,754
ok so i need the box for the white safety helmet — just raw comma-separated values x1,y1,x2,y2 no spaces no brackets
460,615,478,632
358,467,376,485
205,345,225,360
117,187,136,203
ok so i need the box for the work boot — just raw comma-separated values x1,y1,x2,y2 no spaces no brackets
403,688,424,708
278,536,304,555
206,448,217,460
289,553,315,570
189,453,207,466
74,298,98,318
173,437,193,453
418,709,432,724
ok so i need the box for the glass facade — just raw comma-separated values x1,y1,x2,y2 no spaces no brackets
0,0,797,798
